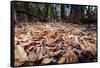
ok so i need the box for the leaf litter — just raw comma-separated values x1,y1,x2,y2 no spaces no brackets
14,22,97,66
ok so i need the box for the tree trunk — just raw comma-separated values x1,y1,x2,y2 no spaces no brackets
70,5,82,23
61,5,65,20
14,9,21,27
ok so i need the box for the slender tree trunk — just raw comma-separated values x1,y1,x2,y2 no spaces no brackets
61,5,65,20
14,9,21,27
44,4,48,21
70,5,82,23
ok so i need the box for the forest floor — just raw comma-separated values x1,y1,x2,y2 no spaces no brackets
14,22,97,66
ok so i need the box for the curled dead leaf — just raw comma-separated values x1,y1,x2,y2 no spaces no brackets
20,40,33,47
47,31,57,38
68,51,78,63
38,51,43,60
47,46,57,50
15,45,29,61
86,47,96,56
28,50,38,62
58,57,65,64
41,58,53,64
24,45,34,53
53,50,62,56
82,38,89,47
14,59,25,66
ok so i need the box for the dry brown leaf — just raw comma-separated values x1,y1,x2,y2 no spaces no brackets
86,47,96,56
74,36,79,44
43,46,53,57
73,48,82,56
58,57,65,64
47,46,57,50
62,34,68,42
20,40,33,47
15,45,28,61
24,45,34,53
68,51,78,63
41,58,53,64
22,35,31,42
28,50,38,62
37,46,45,60
38,51,43,60
64,53,70,63
14,59,25,66
68,34,74,38
82,39,88,47
46,38,56,46
53,50,62,56
15,37,21,42
47,31,57,38
36,46,41,53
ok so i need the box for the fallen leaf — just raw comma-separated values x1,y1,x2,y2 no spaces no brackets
58,57,65,64
53,50,62,56
14,59,25,66
28,50,38,62
41,58,53,64
15,45,28,61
